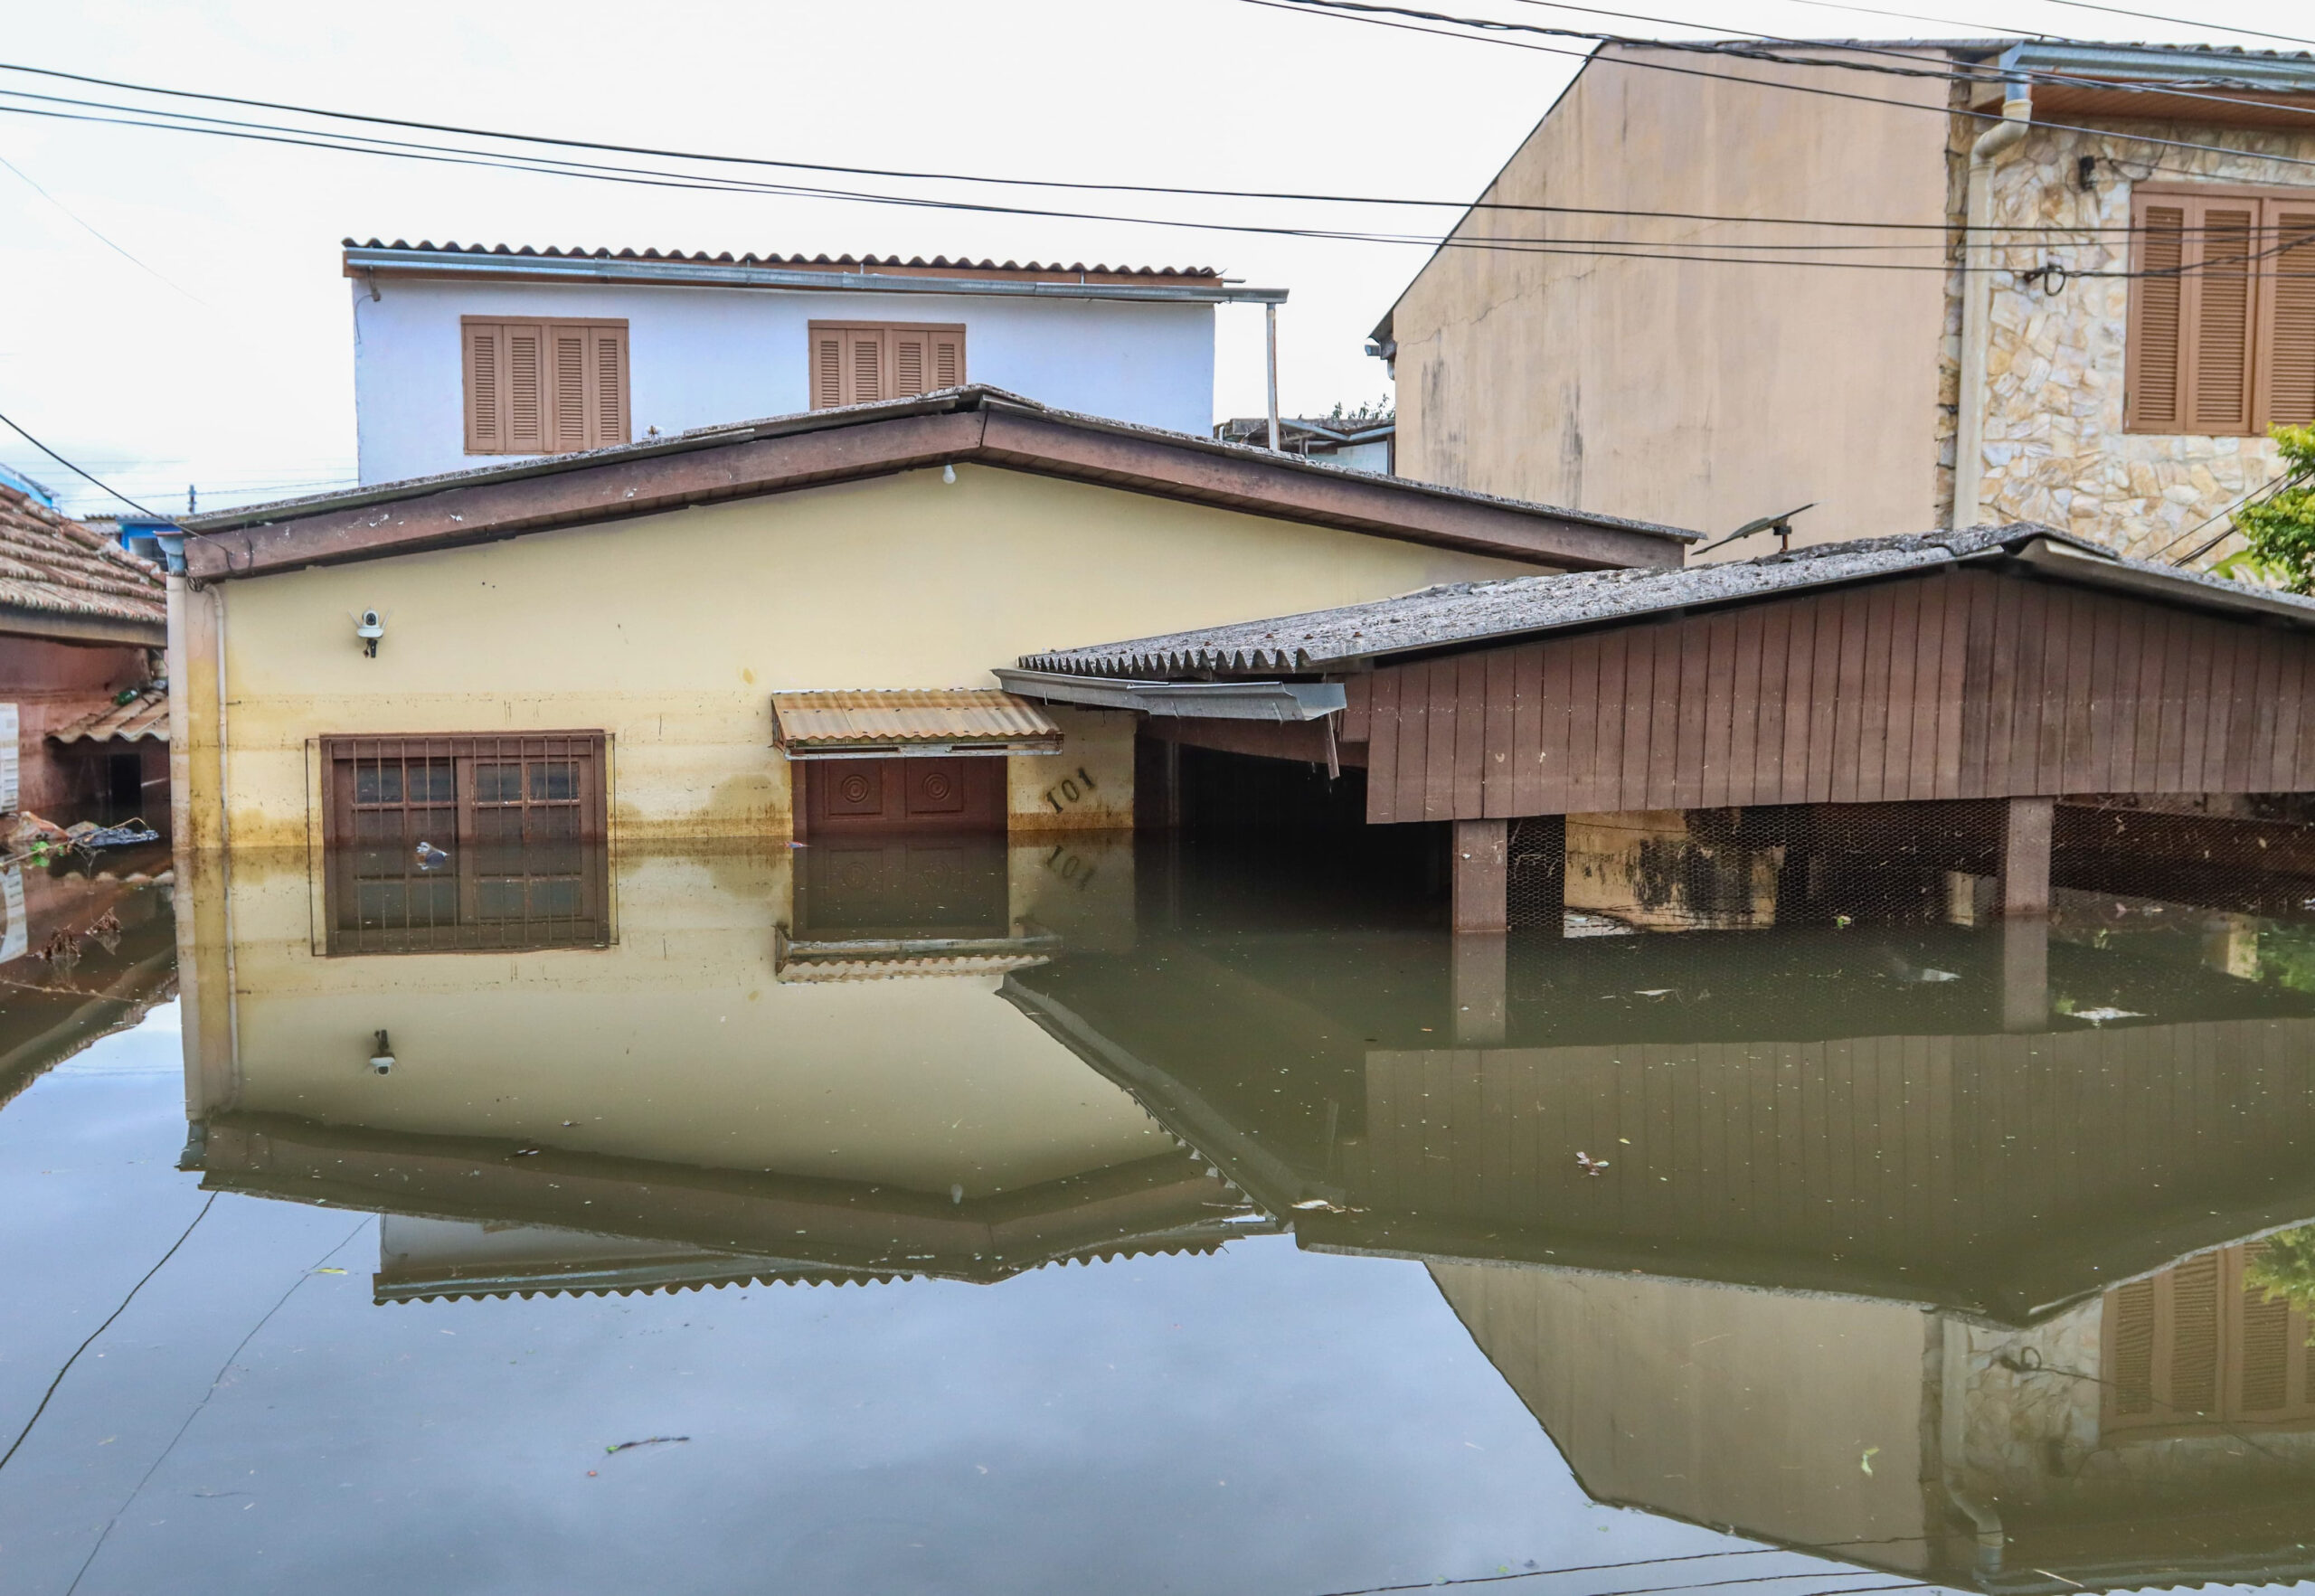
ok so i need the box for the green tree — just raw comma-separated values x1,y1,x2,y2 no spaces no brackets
2233,424,2315,593
2246,1225,2315,1324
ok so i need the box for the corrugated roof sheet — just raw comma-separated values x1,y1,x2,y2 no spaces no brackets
50,691,167,745
0,486,165,629
1020,524,2315,678
345,239,1220,279
770,688,1062,751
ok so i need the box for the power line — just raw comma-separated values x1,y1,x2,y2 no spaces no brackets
2038,0,2315,50
3,92,2307,282
0,148,203,301
1775,0,2053,41
1250,0,2315,175
1495,0,2315,125
0,404,158,515
0,56,2294,240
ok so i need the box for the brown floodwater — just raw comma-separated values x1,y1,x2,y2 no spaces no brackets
6,831,2315,1594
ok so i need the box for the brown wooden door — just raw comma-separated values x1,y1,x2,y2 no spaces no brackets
802,756,1005,835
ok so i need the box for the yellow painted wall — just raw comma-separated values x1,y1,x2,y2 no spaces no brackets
175,465,1548,849
184,847,1167,1198
1390,47,1952,547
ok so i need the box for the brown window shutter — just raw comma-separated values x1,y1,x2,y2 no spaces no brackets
891,329,929,397
933,329,964,391
590,324,629,447
2262,199,2315,427
2238,1247,2294,1413
848,327,884,403
548,326,590,451
2191,205,2260,433
2127,200,2187,431
809,329,843,409
463,322,504,453
505,323,546,453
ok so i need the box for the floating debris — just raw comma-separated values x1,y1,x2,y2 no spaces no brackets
1574,1152,1610,1177
2066,1007,2145,1026
605,1436,690,1455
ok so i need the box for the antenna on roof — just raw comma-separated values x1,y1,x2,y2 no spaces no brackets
1691,503,1815,559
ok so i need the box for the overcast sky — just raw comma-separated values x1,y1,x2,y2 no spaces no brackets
1,0,2308,516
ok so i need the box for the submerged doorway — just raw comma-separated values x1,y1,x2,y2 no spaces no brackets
799,756,1006,836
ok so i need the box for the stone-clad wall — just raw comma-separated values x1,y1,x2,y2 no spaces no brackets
1938,110,2315,562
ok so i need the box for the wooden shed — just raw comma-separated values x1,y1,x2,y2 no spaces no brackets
1006,524,2315,930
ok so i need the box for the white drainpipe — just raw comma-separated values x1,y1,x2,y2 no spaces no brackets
1954,77,2033,532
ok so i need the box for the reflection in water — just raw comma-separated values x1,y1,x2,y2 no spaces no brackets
35,830,2315,1591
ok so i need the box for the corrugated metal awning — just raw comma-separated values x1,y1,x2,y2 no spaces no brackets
771,689,1062,760
50,691,167,745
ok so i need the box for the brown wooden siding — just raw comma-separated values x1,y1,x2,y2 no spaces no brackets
1355,568,2315,824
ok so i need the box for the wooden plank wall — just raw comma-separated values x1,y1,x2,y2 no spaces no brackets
1344,568,2315,824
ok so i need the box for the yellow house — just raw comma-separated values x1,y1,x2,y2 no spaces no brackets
168,387,1686,855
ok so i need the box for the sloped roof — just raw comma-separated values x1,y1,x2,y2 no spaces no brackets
50,690,168,745
345,238,1223,280
1019,524,2315,678
0,485,166,640
181,387,1694,579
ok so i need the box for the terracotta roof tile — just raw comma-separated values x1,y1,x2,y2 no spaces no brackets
0,486,165,628
50,689,168,745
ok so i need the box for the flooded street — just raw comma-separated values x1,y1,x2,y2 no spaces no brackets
8,836,2315,1593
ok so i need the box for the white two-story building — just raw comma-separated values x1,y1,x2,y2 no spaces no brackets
345,240,1285,484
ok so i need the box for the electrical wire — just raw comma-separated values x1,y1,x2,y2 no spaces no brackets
0,148,203,302
0,404,159,515
0,55,2294,238
1495,0,2315,126
2038,0,2315,51
0,1194,216,1475
1774,0,2052,41
1,95,2305,282
63,1215,373,1596
1251,0,2315,175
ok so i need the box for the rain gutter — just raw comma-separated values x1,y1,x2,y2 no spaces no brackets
993,668,1346,722
2001,42,2315,91
345,247,1290,305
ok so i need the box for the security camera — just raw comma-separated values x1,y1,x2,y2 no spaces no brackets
369,1028,395,1076
353,609,387,657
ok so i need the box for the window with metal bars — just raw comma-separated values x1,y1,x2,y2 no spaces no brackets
318,733,611,955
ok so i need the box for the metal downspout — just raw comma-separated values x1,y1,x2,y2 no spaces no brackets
1954,54,2033,532
1265,302,1283,453
1938,1315,2005,1574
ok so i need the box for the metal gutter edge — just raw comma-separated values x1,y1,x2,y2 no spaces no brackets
2014,536,2315,628
994,668,1346,722
345,249,1290,305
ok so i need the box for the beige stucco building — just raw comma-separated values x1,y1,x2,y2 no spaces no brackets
1377,40,2315,560
167,388,1685,855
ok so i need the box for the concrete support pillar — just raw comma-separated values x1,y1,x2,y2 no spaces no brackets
1998,796,2053,918
1451,817,1508,934
2002,917,2049,1033
1452,932,1507,1046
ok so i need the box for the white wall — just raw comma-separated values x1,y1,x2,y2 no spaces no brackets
352,278,1218,484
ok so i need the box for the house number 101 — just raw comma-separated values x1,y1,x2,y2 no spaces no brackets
1043,766,1101,813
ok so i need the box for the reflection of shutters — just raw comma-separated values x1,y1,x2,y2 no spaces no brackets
807,323,966,408
2169,1249,2222,1417
2127,203,2186,430
2102,1241,2315,1436
2262,203,2315,427
462,319,628,454
2110,1280,2157,1416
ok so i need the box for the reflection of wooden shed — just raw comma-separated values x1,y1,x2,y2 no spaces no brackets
1009,525,2315,929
